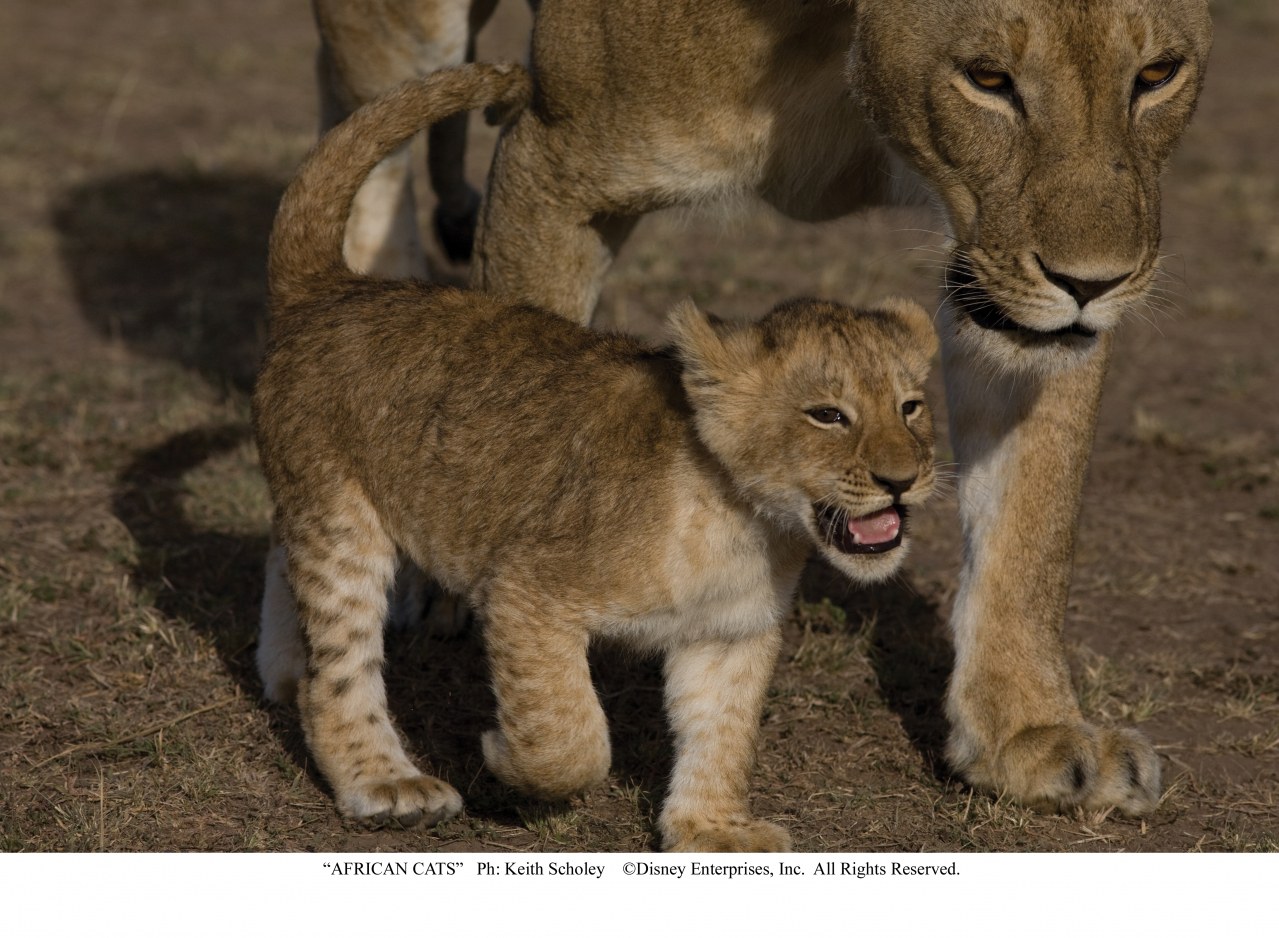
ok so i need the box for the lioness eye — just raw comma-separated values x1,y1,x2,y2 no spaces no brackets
901,400,923,417
966,65,1013,94
806,407,847,425
1135,60,1179,91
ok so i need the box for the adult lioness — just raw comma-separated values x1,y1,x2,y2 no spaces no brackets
314,0,1213,817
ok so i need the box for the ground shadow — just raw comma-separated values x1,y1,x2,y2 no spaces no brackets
112,425,277,715
53,170,282,391
799,560,954,782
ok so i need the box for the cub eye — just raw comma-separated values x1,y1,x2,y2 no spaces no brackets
806,407,847,426
901,400,924,418
1135,59,1179,91
966,64,1013,94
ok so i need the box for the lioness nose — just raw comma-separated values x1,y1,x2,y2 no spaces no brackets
872,473,916,498
1037,258,1132,306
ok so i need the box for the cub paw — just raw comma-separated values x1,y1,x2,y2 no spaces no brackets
424,588,471,638
387,563,471,636
954,722,1161,817
336,775,463,829
482,727,610,800
387,560,429,631
662,817,792,853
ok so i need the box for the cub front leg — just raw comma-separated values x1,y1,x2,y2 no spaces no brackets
943,332,1161,816
481,596,612,799
660,631,790,853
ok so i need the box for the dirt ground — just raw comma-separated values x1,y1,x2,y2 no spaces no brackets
1,0,1275,853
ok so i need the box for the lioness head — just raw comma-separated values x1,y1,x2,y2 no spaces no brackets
849,0,1212,373
672,297,938,584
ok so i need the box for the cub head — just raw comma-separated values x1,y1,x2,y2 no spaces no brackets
672,297,938,584
849,0,1212,374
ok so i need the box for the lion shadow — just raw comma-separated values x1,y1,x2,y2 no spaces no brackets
799,560,954,785
53,169,470,391
52,170,284,391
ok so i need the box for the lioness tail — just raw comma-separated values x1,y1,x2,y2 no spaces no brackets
267,63,531,303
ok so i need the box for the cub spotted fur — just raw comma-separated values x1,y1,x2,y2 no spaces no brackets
254,64,938,850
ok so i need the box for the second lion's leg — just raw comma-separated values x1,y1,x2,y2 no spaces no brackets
315,37,429,279
428,0,501,261
659,631,791,853
314,0,486,276
427,110,480,263
339,140,429,279
942,331,1161,816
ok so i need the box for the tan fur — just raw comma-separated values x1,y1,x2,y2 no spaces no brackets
316,0,1212,819
254,64,937,849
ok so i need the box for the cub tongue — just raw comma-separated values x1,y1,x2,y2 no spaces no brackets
848,507,901,545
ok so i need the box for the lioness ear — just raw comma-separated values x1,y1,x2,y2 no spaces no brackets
880,296,939,366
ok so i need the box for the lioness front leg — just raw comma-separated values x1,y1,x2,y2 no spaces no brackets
943,332,1160,816
660,631,790,852
481,595,612,799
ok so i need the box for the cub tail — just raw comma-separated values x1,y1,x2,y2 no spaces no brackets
267,62,531,303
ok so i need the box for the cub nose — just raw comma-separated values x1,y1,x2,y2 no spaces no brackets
871,473,916,499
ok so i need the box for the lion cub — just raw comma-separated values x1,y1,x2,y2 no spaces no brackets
254,64,939,852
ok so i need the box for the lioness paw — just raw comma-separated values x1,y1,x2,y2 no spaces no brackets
957,722,1161,817
663,817,792,853
1084,726,1162,816
337,774,463,829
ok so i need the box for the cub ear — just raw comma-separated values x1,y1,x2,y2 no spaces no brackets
667,298,714,349
667,299,748,379
879,296,938,367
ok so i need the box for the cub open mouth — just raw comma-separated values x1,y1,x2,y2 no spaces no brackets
815,504,906,555
946,262,1097,340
